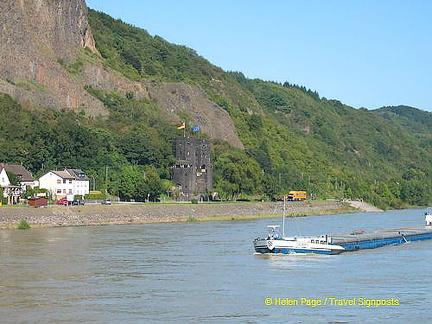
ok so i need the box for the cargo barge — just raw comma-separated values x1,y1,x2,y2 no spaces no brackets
253,211,432,255
329,225,432,251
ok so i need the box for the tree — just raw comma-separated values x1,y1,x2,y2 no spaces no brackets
6,171,20,186
262,174,279,200
215,180,237,201
400,179,430,206
213,151,262,200
118,165,141,201
143,165,163,201
0,186,5,204
21,186,49,199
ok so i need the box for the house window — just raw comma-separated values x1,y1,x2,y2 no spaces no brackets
57,179,61,184
63,179,66,184
63,189,66,194
69,189,72,194
57,189,61,194
69,180,72,184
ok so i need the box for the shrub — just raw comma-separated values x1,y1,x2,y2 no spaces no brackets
17,220,31,230
85,193,108,200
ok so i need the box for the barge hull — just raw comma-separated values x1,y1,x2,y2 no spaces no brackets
329,227,432,251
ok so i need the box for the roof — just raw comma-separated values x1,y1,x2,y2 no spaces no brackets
48,169,90,181
65,168,90,181
0,164,34,182
52,171,75,179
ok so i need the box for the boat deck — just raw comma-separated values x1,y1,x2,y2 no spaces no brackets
329,227,432,244
328,226,432,250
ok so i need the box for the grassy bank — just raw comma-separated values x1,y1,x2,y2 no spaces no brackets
195,206,357,222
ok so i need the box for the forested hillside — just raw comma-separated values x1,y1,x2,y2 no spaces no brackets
1,8,431,208
373,105,432,151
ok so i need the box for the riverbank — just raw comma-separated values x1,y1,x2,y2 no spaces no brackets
0,200,356,229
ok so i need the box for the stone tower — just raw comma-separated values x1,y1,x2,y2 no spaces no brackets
172,137,212,198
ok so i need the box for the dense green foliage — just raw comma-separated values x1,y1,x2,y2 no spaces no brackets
0,186,5,205
0,10,431,207
88,10,224,84
6,171,20,186
0,93,174,198
373,105,432,154
86,10,432,207
374,105,432,135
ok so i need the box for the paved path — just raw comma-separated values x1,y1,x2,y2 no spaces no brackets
346,200,384,212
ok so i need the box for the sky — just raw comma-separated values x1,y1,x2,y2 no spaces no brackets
86,0,432,111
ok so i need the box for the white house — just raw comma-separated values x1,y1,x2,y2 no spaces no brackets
0,166,10,188
0,165,23,204
39,168,90,199
0,166,11,201
1,164,38,191
65,168,90,196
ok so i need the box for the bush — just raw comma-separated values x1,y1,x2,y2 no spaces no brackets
85,193,108,200
17,220,31,230
191,199,198,204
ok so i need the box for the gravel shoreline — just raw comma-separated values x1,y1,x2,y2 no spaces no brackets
0,200,355,229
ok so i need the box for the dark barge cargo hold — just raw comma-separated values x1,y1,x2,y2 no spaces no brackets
253,212,432,255
329,226,432,251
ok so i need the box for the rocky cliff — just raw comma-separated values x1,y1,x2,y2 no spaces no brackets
147,82,244,148
0,0,104,114
0,0,243,147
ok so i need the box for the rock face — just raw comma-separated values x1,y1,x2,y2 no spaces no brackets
8,0,98,61
0,0,106,114
147,82,244,148
0,0,243,147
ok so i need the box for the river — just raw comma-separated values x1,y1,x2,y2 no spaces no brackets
1,209,432,323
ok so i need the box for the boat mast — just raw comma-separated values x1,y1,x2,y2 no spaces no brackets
282,195,286,237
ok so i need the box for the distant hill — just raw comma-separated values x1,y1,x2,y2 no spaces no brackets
0,1,431,208
373,105,432,136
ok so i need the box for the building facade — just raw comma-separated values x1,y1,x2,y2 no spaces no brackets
0,166,11,203
39,169,90,199
0,164,36,204
172,137,212,198
0,166,10,189
1,164,38,191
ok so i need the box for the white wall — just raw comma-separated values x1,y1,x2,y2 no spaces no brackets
73,180,90,196
0,168,10,188
39,172,89,197
0,168,10,199
39,172,74,198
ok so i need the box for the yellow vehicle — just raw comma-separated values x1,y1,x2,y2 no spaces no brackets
287,191,307,201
